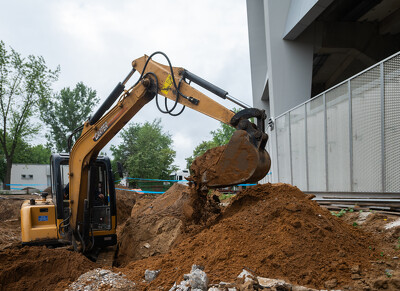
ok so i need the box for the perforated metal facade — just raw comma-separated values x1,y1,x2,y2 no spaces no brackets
351,67,382,192
290,105,307,190
326,84,350,191
272,51,400,193
306,96,326,191
384,54,400,192
276,115,291,183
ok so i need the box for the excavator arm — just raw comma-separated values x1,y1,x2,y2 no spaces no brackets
68,52,271,246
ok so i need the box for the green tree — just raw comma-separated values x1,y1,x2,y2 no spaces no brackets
40,82,99,152
14,143,51,164
0,41,59,189
111,118,178,179
0,141,51,184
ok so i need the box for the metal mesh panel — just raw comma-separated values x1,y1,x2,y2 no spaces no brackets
351,67,382,192
266,127,273,183
259,128,273,184
276,115,291,183
384,54,400,192
326,84,350,191
306,96,326,191
290,105,307,190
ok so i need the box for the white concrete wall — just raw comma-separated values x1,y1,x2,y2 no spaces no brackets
247,0,318,183
10,164,50,191
246,0,269,112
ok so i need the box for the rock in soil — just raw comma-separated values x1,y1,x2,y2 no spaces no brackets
67,268,135,290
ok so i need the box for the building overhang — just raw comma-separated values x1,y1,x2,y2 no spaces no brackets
284,0,334,40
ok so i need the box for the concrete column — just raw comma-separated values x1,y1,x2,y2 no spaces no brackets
247,0,315,183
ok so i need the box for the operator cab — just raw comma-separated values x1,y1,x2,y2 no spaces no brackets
50,153,117,247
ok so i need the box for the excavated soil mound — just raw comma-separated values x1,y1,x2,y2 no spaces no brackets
0,196,27,221
0,195,31,249
115,187,137,226
120,183,379,289
116,183,220,266
0,245,96,290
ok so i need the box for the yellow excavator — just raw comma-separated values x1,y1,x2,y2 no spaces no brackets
20,52,271,253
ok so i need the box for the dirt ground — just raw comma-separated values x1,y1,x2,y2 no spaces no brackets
0,194,33,249
116,183,400,290
1,185,400,290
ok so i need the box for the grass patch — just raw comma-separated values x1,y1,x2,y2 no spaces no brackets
219,194,235,201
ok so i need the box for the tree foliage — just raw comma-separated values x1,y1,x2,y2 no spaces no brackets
14,143,51,164
0,142,51,183
0,41,59,189
111,119,178,179
40,82,98,152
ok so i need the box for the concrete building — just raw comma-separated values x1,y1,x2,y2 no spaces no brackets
247,0,400,192
10,164,51,191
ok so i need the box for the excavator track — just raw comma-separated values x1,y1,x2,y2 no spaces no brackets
95,245,117,267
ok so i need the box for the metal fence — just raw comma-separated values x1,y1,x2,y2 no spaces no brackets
271,51,400,193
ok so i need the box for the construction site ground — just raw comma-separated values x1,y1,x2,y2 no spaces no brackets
1,184,400,290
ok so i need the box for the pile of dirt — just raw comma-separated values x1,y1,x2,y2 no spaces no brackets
0,245,96,290
116,183,220,266
0,196,27,221
119,183,381,289
115,186,137,226
0,220,20,249
0,195,32,249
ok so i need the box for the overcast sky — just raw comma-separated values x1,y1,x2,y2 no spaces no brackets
0,0,252,170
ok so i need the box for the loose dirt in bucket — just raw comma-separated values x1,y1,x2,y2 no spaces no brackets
188,145,227,189
188,130,271,188
118,183,385,289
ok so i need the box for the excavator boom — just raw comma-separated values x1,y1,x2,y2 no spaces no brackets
68,52,271,248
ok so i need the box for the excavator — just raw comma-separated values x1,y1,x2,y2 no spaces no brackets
20,52,271,254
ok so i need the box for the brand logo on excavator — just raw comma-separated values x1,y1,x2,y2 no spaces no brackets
94,122,109,141
93,107,127,142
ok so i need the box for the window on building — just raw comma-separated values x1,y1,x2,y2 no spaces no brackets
21,174,26,179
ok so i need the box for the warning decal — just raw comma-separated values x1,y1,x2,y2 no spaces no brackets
160,74,173,95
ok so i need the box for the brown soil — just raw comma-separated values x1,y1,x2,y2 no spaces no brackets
2,183,400,290
0,195,32,250
116,183,220,266
118,183,383,289
0,220,20,250
189,144,226,188
188,130,270,187
0,195,30,221
0,245,96,290
115,186,137,226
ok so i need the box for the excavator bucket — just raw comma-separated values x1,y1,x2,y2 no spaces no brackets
189,130,271,188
